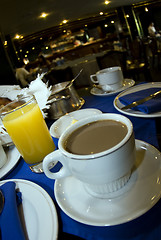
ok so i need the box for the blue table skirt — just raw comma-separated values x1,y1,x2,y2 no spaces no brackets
4,93,161,240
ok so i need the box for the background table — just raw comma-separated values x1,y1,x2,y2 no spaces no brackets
54,51,110,88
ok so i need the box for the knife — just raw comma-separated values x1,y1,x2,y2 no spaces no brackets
121,89,161,110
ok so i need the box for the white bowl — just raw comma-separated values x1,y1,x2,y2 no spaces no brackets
50,108,102,138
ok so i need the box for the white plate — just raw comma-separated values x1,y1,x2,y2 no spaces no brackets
0,85,21,100
50,108,102,138
0,179,58,240
0,85,22,140
0,125,12,145
54,140,161,226
114,82,161,118
0,146,20,179
90,79,135,96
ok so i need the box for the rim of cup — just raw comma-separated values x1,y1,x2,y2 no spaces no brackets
97,66,122,75
58,113,133,160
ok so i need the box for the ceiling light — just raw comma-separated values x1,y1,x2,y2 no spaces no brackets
104,24,108,27
14,34,23,40
105,0,110,4
111,20,114,24
40,12,49,18
62,19,68,24
14,34,20,39
100,12,103,15
145,7,148,12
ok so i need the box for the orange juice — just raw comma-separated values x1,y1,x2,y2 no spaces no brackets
3,102,55,164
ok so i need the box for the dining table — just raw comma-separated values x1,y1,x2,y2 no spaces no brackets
2,86,161,240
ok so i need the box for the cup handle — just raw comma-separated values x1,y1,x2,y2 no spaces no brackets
43,150,71,179
90,74,98,83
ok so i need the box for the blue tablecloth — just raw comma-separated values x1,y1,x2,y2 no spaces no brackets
3,93,161,240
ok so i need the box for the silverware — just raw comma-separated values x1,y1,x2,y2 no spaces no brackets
121,89,161,110
0,190,4,214
65,69,83,88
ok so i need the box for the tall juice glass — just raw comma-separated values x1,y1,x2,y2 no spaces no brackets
0,94,55,173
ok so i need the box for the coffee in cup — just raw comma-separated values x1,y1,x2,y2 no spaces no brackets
64,119,127,155
90,66,123,92
43,113,136,198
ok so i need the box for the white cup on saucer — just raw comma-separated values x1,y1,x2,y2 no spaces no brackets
90,66,124,92
43,113,136,198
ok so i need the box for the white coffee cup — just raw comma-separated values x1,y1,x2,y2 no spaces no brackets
43,113,136,198
43,113,135,197
90,66,123,92
0,140,7,168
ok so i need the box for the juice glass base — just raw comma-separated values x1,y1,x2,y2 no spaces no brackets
29,161,57,173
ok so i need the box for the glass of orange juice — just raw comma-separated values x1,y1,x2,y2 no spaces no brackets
0,94,56,173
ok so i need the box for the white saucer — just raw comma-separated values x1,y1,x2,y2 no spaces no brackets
90,79,135,96
50,108,102,138
0,146,20,179
114,82,161,118
54,140,161,226
0,179,58,240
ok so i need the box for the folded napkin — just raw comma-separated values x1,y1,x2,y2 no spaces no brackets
119,87,161,114
0,182,26,240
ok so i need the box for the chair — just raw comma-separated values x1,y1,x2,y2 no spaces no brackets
96,50,127,76
126,38,152,82
148,37,161,68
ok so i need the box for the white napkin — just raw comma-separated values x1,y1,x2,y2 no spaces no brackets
20,74,52,118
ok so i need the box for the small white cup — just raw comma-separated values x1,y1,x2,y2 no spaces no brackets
90,66,123,92
0,140,7,168
43,114,136,198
